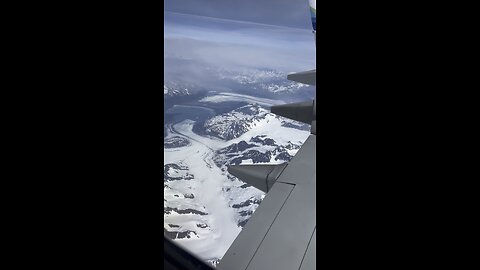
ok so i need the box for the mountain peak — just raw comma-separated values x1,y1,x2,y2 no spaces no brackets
202,104,268,141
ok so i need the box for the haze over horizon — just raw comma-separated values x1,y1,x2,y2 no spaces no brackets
164,12,315,92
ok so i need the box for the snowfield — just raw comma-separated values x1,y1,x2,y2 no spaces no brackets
199,92,285,106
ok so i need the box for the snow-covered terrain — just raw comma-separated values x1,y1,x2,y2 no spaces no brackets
164,104,310,265
217,68,311,94
164,82,192,97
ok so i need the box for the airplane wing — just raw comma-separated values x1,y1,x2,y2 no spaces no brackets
287,69,316,85
217,1,317,269
218,136,316,270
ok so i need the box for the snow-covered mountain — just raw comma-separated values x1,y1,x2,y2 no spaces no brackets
216,68,311,94
202,104,310,141
164,82,192,97
213,135,301,168
202,104,268,141
164,67,313,101
164,103,310,266
220,69,284,84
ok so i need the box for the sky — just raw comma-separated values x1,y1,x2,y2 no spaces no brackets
164,12,316,89
164,0,312,30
